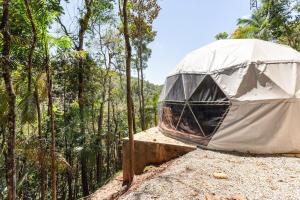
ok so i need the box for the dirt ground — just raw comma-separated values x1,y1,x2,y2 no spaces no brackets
88,161,175,200
121,149,300,200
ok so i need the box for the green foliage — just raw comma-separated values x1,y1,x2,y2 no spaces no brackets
49,36,73,49
19,92,37,125
0,0,161,198
228,0,300,50
215,32,229,40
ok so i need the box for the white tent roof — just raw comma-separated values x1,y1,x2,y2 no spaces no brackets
173,39,300,74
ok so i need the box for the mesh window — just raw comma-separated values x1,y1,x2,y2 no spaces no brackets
191,104,229,135
182,74,205,100
190,75,228,102
176,105,204,136
161,103,184,130
165,74,185,101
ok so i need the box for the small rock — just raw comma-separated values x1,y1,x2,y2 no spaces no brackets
226,194,247,200
204,193,219,200
213,172,228,179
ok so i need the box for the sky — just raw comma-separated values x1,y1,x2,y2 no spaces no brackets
57,0,251,85
146,0,250,84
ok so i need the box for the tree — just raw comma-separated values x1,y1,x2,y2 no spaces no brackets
0,0,17,199
122,0,135,185
0,0,161,198
130,0,160,131
230,0,299,50
215,32,229,40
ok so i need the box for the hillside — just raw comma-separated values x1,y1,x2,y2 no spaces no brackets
118,149,300,200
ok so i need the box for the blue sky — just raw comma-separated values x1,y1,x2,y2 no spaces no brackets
146,0,250,84
57,0,251,85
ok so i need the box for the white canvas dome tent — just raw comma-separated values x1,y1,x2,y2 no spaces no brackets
158,39,300,154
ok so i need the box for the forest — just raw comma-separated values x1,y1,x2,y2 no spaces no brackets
0,0,160,199
0,0,299,199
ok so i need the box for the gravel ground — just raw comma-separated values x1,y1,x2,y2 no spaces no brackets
122,149,300,200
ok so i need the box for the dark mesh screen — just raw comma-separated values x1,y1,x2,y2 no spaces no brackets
161,103,184,129
165,75,179,96
176,105,204,136
165,74,185,101
182,74,205,100
190,75,228,102
159,73,231,142
191,104,229,135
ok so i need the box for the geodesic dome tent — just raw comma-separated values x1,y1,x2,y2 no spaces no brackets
158,39,300,154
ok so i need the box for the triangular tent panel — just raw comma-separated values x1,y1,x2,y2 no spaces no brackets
161,103,184,130
191,104,230,136
182,74,205,100
176,105,203,136
189,75,228,102
161,75,179,100
165,74,185,101
235,64,290,100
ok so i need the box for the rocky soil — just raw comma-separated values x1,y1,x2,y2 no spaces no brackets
121,149,300,200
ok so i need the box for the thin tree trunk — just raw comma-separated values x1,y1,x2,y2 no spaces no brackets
106,78,112,179
112,101,120,170
132,99,137,134
136,59,143,130
1,0,16,199
24,0,37,92
77,1,93,196
96,100,104,184
45,42,56,200
140,60,146,130
122,0,134,185
24,1,46,198
34,87,46,200
138,44,146,131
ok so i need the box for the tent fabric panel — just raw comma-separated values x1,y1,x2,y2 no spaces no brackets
191,104,230,136
182,74,205,100
165,74,185,101
296,63,300,97
171,39,300,75
212,65,248,97
162,75,179,101
208,100,300,154
256,62,299,96
234,64,291,100
159,84,166,102
190,75,228,102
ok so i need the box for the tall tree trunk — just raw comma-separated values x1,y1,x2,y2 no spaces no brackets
25,1,46,198
34,86,46,200
138,44,146,130
24,0,37,92
45,42,56,200
122,0,134,185
136,59,143,130
140,60,145,130
62,63,73,200
132,99,137,134
77,0,93,196
112,101,120,170
1,0,16,199
96,100,104,184
106,78,112,179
